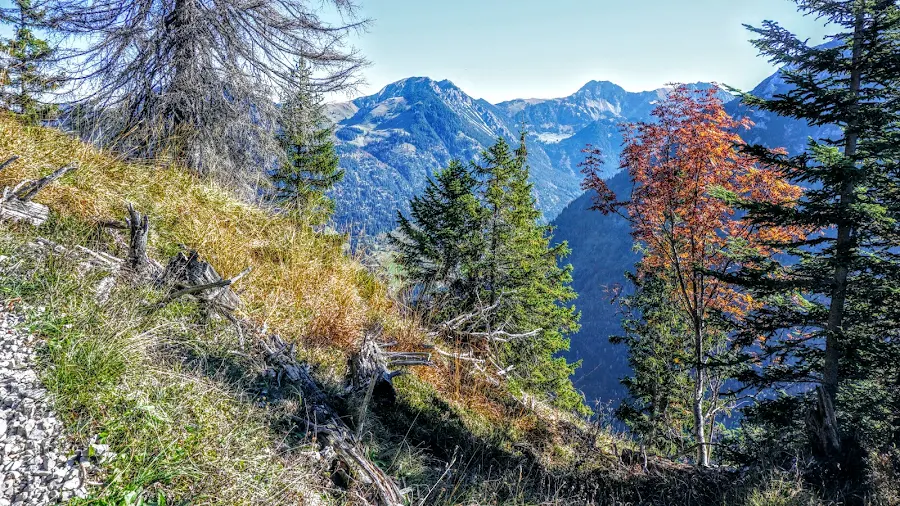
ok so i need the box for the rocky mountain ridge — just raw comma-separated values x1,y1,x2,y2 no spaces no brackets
327,78,733,234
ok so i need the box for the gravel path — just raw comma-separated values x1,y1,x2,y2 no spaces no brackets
1,310,90,505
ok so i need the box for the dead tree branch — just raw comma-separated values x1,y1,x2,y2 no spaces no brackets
0,162,79,226
260,333,405,506
160,249,244,317
0,156,19,172
156,266,251,308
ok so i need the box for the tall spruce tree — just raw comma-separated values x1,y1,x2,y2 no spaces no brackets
0,0,61,124
474,135,585,413
725,0,900,461
390,159,483,319
274,59,344,223
394,136,586,414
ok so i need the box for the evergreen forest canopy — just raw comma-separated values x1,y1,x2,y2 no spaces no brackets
1,0,899,502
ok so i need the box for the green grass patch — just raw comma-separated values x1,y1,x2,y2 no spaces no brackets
0,234,328,505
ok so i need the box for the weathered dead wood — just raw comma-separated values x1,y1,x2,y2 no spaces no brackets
160,249,245,315
260,333,405,506
350,329,432,403
348,330,432,439
0,198,50,226
0,156,19,172
0,160,77,227
156,266,251,308
124,203,155,277
26,237,123,270
14,165,78,202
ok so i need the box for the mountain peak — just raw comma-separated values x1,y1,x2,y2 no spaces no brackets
575,80,626,94
371,77,462,101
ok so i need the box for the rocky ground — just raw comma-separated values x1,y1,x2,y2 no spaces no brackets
1,309,100,505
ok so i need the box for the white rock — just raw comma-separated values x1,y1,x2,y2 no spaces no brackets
62,475,81,490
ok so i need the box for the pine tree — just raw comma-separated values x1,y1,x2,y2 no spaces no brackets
0,0,61,124
724,0,900,461
274,59,344,223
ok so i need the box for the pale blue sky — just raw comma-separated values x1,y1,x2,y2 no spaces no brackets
333,0,833,103
0,0,833,103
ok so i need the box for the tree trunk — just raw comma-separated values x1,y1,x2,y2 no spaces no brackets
166,0,202,167
820,2,865,459
809,385,842,458
349,329,431,436
126,203,151,276
692,322,708,466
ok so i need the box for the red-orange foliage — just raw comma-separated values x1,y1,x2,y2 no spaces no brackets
583,84,803,466
584,85,803,322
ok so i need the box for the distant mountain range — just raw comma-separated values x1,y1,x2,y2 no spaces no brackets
326,78,734,235
327,62,836,407
551,65,839,406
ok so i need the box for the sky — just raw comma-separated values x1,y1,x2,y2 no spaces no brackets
328,0,833,103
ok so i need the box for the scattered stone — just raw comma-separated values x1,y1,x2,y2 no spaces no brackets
0,310,90,504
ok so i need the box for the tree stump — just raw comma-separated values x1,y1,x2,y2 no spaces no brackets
160,249,244,315
0,159,78,227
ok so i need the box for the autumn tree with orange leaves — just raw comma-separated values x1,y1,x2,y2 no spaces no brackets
583,85,802,466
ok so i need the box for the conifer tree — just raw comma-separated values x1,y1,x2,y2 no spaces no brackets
45,0,365,178
474,134,585,413
274,59,344,223
0,0,61,124
394,135,586,414
390,159,483,318
613,271,694,458
724,0,900,460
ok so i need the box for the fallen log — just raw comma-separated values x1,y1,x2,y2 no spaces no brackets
0,198,49,226
260,333,405,506
26,236,123,269
25,237,124,303
156,266,251,308
159,248,245,317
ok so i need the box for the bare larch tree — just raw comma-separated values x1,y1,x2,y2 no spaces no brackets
48,0,367,190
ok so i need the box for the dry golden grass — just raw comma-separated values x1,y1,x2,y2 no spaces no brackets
0,114,531,427
1,113,399,352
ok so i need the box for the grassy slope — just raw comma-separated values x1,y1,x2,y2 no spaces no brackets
0,114,625,504
3,114,882,505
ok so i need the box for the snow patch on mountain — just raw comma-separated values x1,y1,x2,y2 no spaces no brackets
536,132,574,143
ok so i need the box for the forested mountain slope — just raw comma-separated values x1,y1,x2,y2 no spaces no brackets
327,78,732,234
